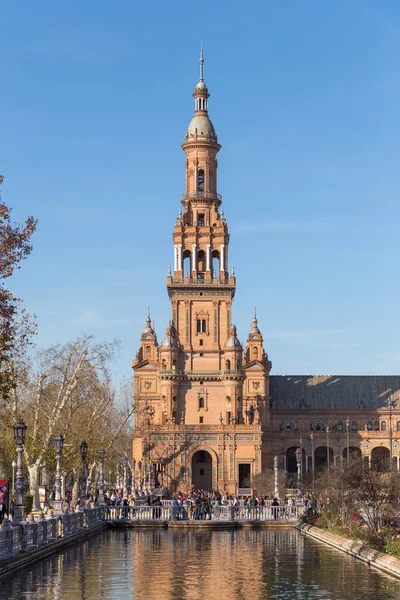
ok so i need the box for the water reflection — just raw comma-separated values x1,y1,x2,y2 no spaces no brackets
1,528,400,600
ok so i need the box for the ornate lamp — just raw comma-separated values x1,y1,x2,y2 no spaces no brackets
97,448,106,506
13,419,27,446
121,456,128,499
13,419,27,522
80,441,88,506
53,433,64,513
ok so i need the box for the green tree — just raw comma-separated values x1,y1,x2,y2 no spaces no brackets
0,176,37,403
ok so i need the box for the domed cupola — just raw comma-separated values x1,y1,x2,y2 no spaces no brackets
249,309,261,337
161,321,179,348
184,47,219,145
226,325,242,349
142,308,155,338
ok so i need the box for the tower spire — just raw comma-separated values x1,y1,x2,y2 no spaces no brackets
199,41,204,82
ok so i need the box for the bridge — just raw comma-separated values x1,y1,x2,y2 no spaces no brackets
0,502,301,563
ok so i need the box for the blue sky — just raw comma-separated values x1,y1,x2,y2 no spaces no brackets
2,0,400,379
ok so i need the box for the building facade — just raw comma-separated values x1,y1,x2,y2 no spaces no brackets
132,54,400,494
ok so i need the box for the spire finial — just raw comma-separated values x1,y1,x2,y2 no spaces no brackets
254,306,257,320
147,306,151,319
199,41,204,82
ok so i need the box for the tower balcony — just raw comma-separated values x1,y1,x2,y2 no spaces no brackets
181,191,222,206
157,369,245,381
167,273,236,298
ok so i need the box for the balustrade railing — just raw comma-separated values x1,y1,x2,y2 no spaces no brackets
106,502,300,522
0,506,105,562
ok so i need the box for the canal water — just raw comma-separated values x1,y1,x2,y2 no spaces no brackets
1,528,400,600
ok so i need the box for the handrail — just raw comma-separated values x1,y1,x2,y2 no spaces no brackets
181,192,222,202
0,506,104,561
168,278,232,286
157,369,245,377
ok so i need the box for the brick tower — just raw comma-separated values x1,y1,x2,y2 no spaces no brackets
132,51,272,495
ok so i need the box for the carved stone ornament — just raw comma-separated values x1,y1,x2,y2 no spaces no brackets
252,381,260,390
144,381,151,390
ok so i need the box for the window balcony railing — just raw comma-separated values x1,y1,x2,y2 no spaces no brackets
181,191,222,202
168,277,233,286
157,369,245,377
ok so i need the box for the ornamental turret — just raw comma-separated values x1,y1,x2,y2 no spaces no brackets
159,321,180,371
244,309,267,364
133,309,158,365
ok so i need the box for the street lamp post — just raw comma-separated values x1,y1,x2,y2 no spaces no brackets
13,419,27,522
273,455,279,500
295,447,303,503
326,426,330,472
98,448,106,505
11,460,16,495
132,459,136,495
388,395,396,471
346,416,350,469
53,434,64,513
121,456,128,499
310,432,315,494
138,461,142,494
80,441,88,507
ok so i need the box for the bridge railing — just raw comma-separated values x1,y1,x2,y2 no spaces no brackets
108,503,301,522
0,506,105,562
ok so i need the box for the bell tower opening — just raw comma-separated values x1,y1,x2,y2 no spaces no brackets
198,169,204,192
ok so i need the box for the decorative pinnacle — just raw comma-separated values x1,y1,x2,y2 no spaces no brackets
199,42,204,82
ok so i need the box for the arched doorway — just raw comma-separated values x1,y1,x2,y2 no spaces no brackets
286,447,306,473
192,450,212,490
371,447,390,472
343,446,362,462
315,446,334,470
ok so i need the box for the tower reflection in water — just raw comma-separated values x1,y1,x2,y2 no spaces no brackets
1,529,400,600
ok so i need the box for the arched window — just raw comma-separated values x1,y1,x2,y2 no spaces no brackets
161,359,166,370
197,319,206,333
381,420,387,431
293,420,299,432
183,250,191,277
252,347,258,360
198,169,204,191
145,346,151,359
338,420,343,432
352,420,357,431
279,421,284,431
322,421,327,432
197,250,206,273
225,359,231,371
286,420,291,431
367,420,373,431
315,421,321,431
212,250,220,279
397,421,400,431
309,421,314,431
374,420,379,431
199,397,205,409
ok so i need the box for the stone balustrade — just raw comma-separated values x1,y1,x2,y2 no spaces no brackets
0,506,104,561
106,503,301,522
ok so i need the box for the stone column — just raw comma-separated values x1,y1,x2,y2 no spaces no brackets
220,244,225,272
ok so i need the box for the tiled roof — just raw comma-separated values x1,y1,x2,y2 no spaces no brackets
270,375,400,411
